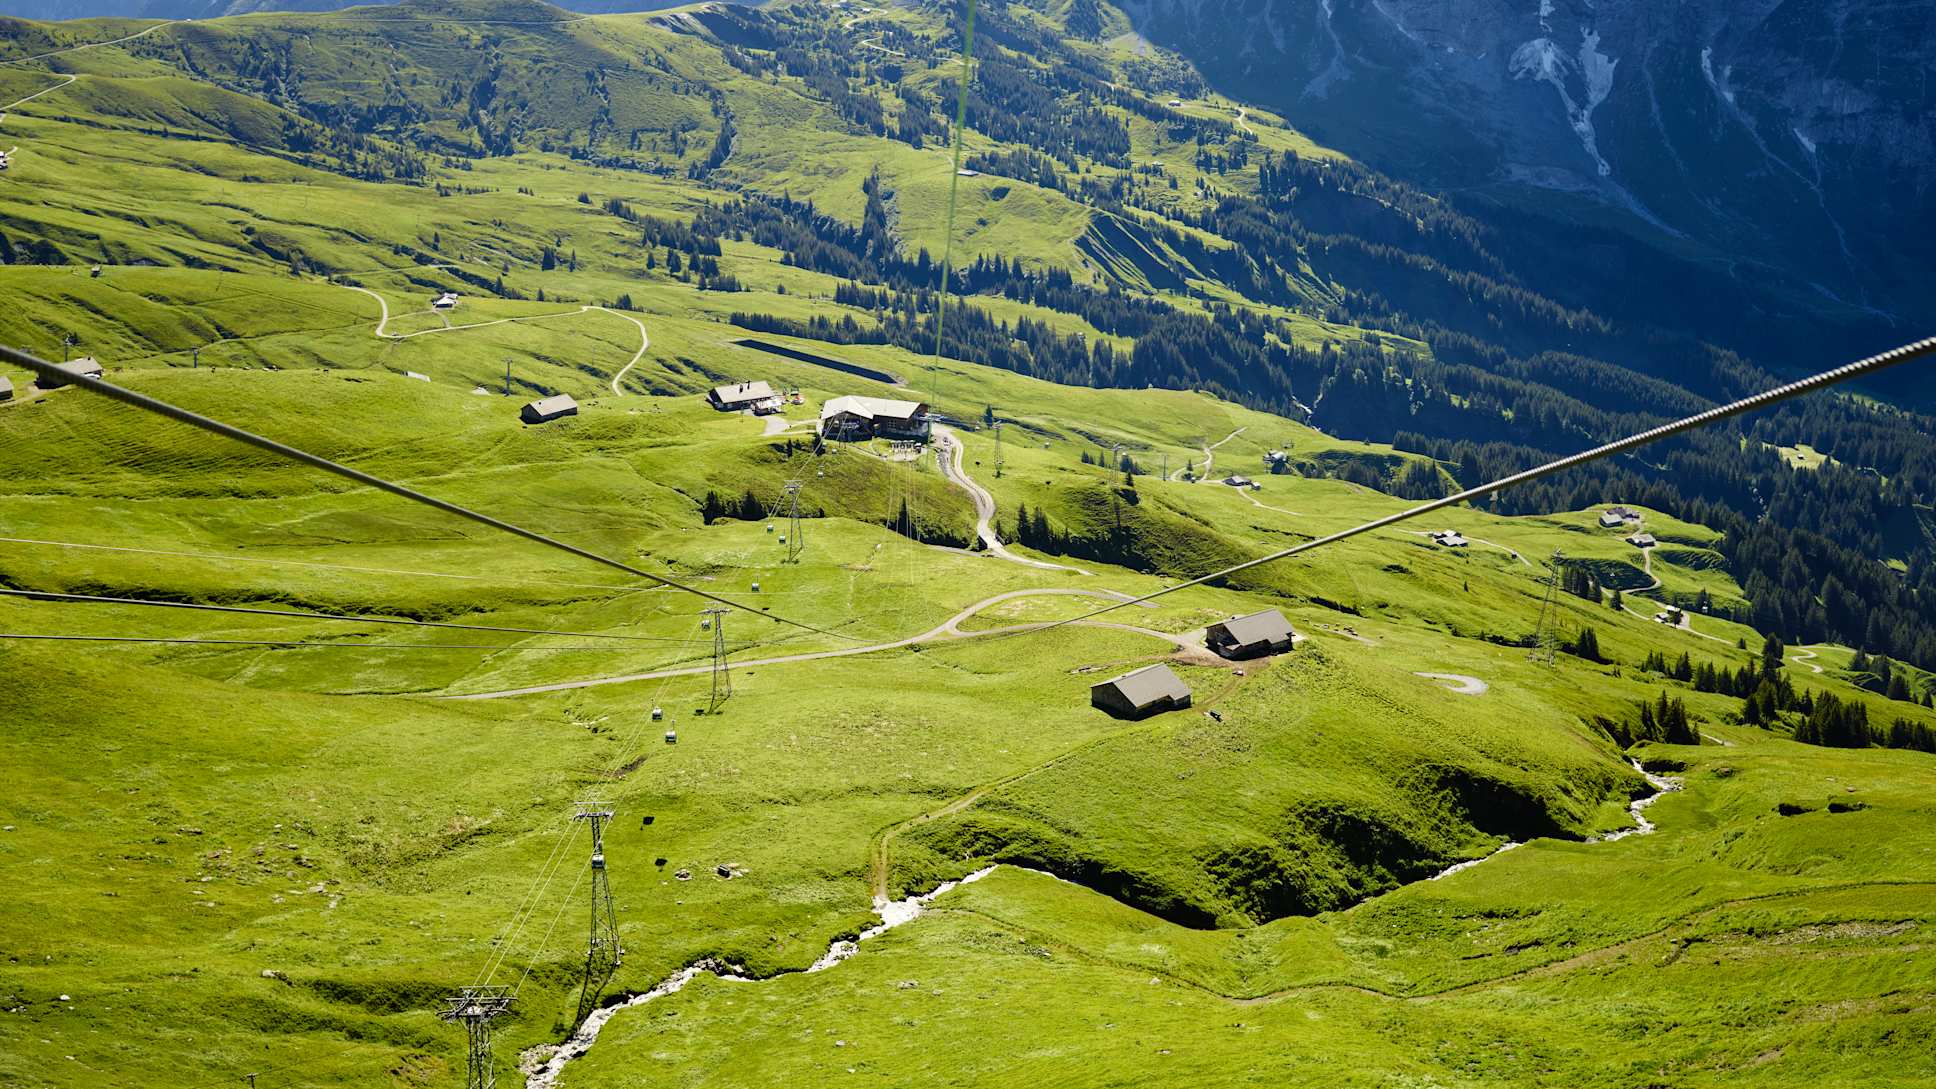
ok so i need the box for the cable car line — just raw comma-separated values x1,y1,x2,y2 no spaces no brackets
0,587,715,643
1009,335,1936,636
0,343,861,643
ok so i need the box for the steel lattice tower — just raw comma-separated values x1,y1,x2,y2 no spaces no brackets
1529,549,1564,666
783,479,804,564
572,801,622,1026
441,986,512,1089
702,607,732,710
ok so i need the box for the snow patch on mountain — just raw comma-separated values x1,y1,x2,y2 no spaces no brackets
1509,28,1618,177
1303,0,1351,99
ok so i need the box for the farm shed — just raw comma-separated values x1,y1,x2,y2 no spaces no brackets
521,394,579,424
1205,609,1296,660
1091,663,1192,720
38,357,103,389
1627,533,1658,549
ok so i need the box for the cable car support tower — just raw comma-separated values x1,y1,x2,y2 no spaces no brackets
572,801,623,1026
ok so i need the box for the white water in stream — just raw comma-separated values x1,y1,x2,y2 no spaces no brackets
522,867,1001,1087
530,762,1683,1084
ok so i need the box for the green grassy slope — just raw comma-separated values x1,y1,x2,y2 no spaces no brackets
1,3,1933,1087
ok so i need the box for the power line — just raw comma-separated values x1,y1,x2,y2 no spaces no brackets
0,344,859,642
1011,335,1936,634
0,634,662,651
0,587,712,643
0,535,642,590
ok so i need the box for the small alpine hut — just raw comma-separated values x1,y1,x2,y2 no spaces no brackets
0,375,12,401
1598,510,1627,529
38,357,104,389
709,380,780,414
521,393,579,425
818,395,931,441
1090,663,1192,720
1627,532,1658,549
433,292,459,311
1205,608,1296,660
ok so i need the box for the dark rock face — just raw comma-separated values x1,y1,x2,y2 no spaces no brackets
1129,0,1934,325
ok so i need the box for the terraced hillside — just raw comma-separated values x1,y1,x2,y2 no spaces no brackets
1,2,1933,1087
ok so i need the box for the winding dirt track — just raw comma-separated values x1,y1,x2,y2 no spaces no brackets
445,587,1200,700
334,284,650,392
1175,425,1245,482
932,425,1089,574
1414,671,1488,695
3,19,177,67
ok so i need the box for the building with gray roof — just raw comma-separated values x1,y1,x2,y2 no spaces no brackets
521,393,579,424
1204,609,1296,660
1090,663,1192,719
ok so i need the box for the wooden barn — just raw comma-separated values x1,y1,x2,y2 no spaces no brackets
1090,663,1192,720
1205,609,1296,660
521,393,579,424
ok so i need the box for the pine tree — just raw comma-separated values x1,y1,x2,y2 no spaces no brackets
1571,627,1602,663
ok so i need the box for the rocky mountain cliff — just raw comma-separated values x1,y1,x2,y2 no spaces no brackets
1126,0,1933,347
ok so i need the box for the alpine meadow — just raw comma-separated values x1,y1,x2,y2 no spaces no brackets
0,0,1933,1087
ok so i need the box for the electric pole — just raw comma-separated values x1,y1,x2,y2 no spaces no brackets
192,346,200,370
702,607,732,711
61,333,73,363
441,986,513,1089
503,359,512,396
572,801,623,1027
783,479,804,564
993,420,1004,479
1529,549,1564,666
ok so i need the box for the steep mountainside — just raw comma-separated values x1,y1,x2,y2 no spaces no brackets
1126,0,1934,358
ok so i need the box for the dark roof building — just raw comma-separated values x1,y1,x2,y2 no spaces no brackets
38,357,103,389
1627,532,1657,548
521,393,579,424
1090,663,1192,719
1205,609,1295,660
709,380,780,413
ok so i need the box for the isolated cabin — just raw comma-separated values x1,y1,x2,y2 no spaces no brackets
1627,532,1657,549
1223,474,1253,487
38,357,103,389
1205,609,1296,660
1598,511,1627,528
0,375,12,401
818,395,931,441
1090,663,1192,720
520,393,578,424
1430,530,1469,548
709,380,780,414
433,292,459,310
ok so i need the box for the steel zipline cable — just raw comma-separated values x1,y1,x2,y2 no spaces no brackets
0,344,860,643
1009,335,1936,636
0,586,738,644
